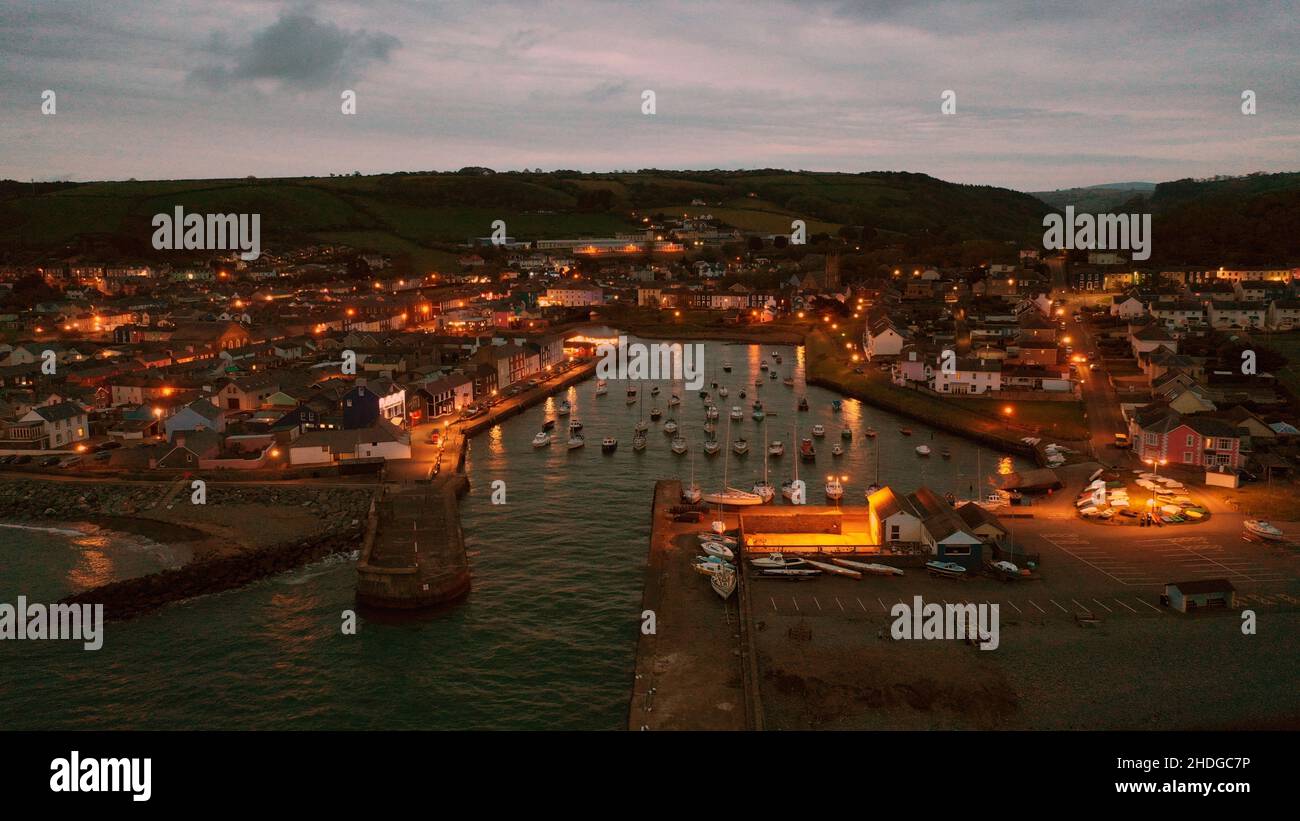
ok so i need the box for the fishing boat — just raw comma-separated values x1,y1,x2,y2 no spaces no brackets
569,420,583,433
925,561,967,578
719,386,729,398
841,428,852,440
700,415,764,506
558,400,571,416
733,437,749,455
750,553,808,569
798,397,809,411
711,566,737,600
760,361,768,371
730,406,743,421
824,475,844,501
811,424,826,437
701,541,735,561
602,436,618,453
664,419,679,435
668,394,681,407
768,440,784,457
831,444,844,457
542,419,556,431
650,407,662,421
632,433,647,452
801,557,860,579
800,438,816,462
915,445,931,456
831,399,842,412
704,439,721,456
567,434,585,450
595,380,608,396
864,427,877,438
782,377,794,387
1245,520,1286,541
722,361,732,372
940,447,951,459
671,436,688,454
532,431,552,448
832,558,904,576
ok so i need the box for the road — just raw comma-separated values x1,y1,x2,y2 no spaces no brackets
1058,296,1130,465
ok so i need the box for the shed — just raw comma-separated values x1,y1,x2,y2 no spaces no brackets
1163,579,1236,613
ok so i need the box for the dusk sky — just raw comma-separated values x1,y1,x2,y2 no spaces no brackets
2,0,1297,191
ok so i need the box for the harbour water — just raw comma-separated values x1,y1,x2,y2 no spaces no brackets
0,338,1027,730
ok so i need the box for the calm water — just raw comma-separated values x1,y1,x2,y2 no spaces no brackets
0,338,1025,729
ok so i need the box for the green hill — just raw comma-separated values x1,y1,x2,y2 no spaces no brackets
0,170,1052,267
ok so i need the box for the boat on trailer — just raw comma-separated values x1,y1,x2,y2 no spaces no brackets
925,560,966,578
1245,519,1285,541
832,558,903,576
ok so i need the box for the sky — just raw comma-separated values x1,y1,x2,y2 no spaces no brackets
1,0,1298,192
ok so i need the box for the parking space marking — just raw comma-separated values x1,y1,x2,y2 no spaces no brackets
877,597,888,612
835,597,844,612
1113,598,1138,613
813,596,822,611
1050,599,1069,613
856,597,868,612
770,597,777,612
1029,600,1046,613
1091,598,1113,613
1007,600,1021,613
1137,598,1162,612
792,596,800,612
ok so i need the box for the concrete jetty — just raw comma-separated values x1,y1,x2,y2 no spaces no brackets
627,480,756,730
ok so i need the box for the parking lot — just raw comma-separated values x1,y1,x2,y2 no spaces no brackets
1034,528,1296,586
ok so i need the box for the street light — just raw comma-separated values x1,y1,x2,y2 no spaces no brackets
1145,457,1166,520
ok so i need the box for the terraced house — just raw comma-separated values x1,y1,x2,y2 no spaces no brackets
1128,406,1244,470
0,401,90,450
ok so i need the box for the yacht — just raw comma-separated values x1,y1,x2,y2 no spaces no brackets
595,379,608,396
732,437,749,456
730,406,743,421
811,424,826,437
558,400,571,416
663,419,679,435
671,436,688,455
703,439,722,456
632,433,648,452
916,445,932,456
768,440,784,457
601,436,618,453
532,431,552,448
650,407,662,421
831,444,844,457
567,434,585,450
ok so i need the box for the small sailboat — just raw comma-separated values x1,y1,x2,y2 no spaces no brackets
632,433,647,452
752,417,775,503
664,419,679,435
732,437,749,456
711,566,737,600
567,434,585,450
841,428,852,440
697,533,738,549
730,406,743,421
798,397,809,411
719,386,729,398
558,400,571,416
701,415,764,507
532,431,552,448
650,407,662,421
768,440,784,457
831,444,844,457
800,438,815,462
671,436,688,454
595,379,608,396
831,399,842,411
701,541,735,561
832,558,904,576
824,475,844,501
602,436,618,453
683,445,702,502
668,394,681,407
635,385,648,433
722,362,732,372
811,424,826,437
915,445,931,456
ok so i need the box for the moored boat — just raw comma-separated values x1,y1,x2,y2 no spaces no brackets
1245,519,1285,541
567,434,585,450
732,437,749,455
558,400,571,416
700,487,765,506
722,362,733,372
768,440,784,457
811,424,826,437
532,431,552,448
752,481,775,503
824,475,844,500
864,427,877,438
730,406,743,421
710,566,737,600
569,420,583,432
650,407,662,421
831,444,844,457
601,436,618,453
663,419,678,434
798,397,809,411
916,445,931,456
841,427,852,440
703,439,721,456
671,436,688,454
801,557,861,579
800,438,816,462
632,433,647,452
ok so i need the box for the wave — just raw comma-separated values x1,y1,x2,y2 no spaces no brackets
0,522,87,537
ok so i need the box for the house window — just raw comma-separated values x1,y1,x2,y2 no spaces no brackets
1186,434,1194,447
889,524,900,541
1183,451,1193,463
943,545,971,557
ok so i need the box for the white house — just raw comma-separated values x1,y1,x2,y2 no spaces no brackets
1207,301,1266,329
931,358,1002,395
1110,295,1146,320
864,316,907,360
288,423,411,465
1,401,89,450
867,487,923,544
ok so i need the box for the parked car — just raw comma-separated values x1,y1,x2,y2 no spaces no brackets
93,441,123,452
59,455,82,467
93,450,113,462
14,455,33,465
0,455,13,465
40,456,61,467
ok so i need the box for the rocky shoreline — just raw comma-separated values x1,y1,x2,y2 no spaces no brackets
0,478,375,620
